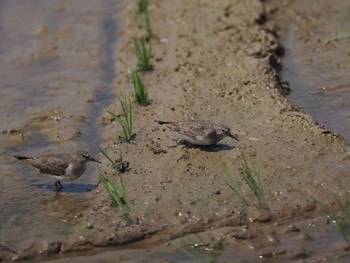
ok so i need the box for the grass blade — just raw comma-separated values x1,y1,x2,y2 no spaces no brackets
224,166,249,206
98,148,129,215
324,32,350,44
107,93,133,142
132,37,151,71
144,12,152,39
317,196,350,244
225,154,267,209
130,68,148,105
137,0,152,39
241,154,266,209
138,0,148,14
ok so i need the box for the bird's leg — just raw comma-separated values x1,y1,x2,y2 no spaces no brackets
55,181,63,191
177,139,194,148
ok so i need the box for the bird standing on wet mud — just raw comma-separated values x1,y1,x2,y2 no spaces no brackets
156,119,239,146
13,150,100,191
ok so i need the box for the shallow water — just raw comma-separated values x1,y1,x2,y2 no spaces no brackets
0,0,118,247
278,0,350,143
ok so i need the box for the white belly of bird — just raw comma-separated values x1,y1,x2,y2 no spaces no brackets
180,134,216,146
56,163,87,181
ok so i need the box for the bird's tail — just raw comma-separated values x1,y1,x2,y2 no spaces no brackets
13,155,31,160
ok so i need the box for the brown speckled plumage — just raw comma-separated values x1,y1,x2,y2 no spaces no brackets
14,150,99,191
157,120,239,146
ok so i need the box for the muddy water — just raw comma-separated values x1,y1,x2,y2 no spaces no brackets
0,0,118,249
275,0,350,143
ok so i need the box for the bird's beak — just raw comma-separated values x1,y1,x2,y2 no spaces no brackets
226,131,239,141
89,157,101,163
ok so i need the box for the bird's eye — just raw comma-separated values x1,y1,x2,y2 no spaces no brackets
82,154,89,158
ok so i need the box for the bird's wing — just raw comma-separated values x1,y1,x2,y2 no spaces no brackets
27,156,69,176
178,121,215,140
193,129,215,141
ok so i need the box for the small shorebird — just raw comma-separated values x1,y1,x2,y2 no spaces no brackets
156,119,239,146
14,150,100,191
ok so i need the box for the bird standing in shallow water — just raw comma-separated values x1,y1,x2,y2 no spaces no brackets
156,119,239,146
14,150,100,191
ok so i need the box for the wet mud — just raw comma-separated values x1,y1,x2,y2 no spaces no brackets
1,0,350,262
268,0,350,143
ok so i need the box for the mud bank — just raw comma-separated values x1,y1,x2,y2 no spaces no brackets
2,0,350,262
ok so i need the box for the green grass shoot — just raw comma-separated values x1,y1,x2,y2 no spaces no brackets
98,147,129,215
138,0,148,14
225,154,267,209
137,0,152,39
224,166,249,206
144,12,152,39
107,93,133,142
324,32,350,44
130,68,148,105
132,36,152,71
241,154,267,209
318,196,350,244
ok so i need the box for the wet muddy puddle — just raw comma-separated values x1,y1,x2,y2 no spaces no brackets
0,0,118,252
273,0,350,143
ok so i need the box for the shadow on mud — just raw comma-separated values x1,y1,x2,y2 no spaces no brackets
197,143,235,152
168,142,236,152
